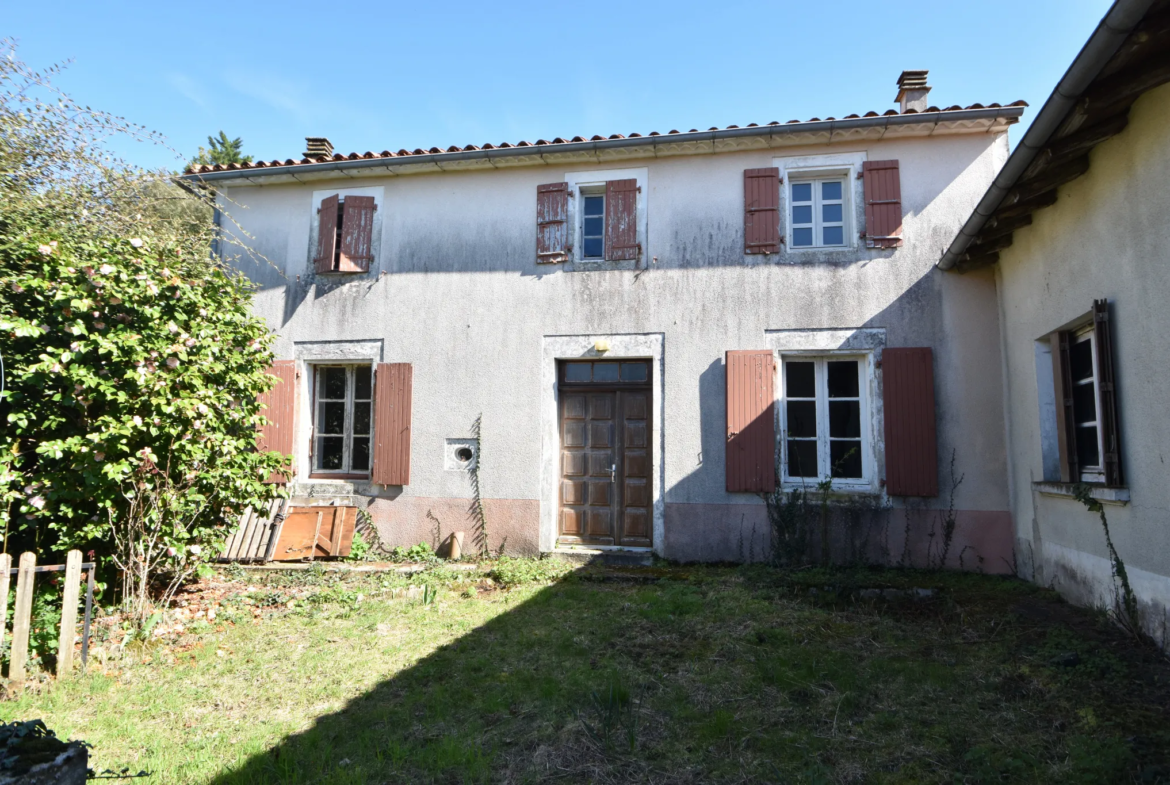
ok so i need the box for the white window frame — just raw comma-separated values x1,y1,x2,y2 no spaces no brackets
789,176,848,249
779,354,872,487
773,152,866,255
563,167,649,265
579,186,606,260
1071,325,1106,484
311,364,374,476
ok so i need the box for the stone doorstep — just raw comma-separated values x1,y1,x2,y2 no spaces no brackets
549,548,654,567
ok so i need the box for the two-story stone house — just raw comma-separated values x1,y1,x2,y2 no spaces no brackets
189,71,1026,566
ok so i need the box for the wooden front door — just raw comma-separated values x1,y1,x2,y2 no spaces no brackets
558,360,652,548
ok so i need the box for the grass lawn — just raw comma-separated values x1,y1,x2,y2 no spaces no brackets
5,561,1170,783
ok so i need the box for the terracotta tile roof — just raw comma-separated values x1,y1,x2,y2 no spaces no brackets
185,101,1028,175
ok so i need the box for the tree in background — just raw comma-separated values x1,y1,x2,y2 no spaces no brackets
188,131,253,168
0,43,285,621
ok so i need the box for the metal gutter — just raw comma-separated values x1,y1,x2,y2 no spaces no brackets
181,105,1024,186
937,0,1156,271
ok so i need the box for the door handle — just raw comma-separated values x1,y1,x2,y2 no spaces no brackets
610,464,617,483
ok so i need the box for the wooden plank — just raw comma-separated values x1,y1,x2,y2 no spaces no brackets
0,553,10,663
9,552,36,684
56,551,82,679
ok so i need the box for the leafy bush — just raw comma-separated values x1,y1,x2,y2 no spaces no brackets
489,556,574,588
389,542,437,564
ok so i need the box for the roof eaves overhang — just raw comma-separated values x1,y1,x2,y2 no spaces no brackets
181,105,1025,187
939,0,1169,272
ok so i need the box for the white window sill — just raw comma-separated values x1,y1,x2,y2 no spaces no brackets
1033,481,1130,505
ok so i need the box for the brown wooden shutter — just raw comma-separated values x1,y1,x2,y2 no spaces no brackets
863,160,903,249
371,363,412,485
536,182,570,264
744,167,781,254
1094,299,1124,487
1052,331,1079,483
257,360,297,484
605,178,639,261
726,350,777,493
338,195,376,272
314,194,339,273
882,348,938,496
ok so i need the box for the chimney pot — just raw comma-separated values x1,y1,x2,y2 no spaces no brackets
303,137,334,160
895,70,931,113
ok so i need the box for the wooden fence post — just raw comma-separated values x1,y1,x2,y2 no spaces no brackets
9,552,36,684
56,550,83,679
0,553,10,661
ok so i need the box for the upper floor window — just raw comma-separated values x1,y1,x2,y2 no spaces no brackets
581,191,606,260
782,357,868,483
790,178,847,249
313,193,377,274
313,365,373,476
537,169,646,267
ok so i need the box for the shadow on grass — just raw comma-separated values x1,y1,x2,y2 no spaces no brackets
204,567,1170,784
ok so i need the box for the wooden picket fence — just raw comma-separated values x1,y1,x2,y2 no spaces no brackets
0,550,95,684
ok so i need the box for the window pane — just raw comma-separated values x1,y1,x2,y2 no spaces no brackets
322,367,346,400
351,437,370,472
583,216,603,236
787,440,818,478
583,237,604,258
1069,338,1094,382
786,400,817,438
593,362,619,382
1076,425,1100,468
786,362,816,398
822,226,844,246
1072,382,1097,424
830,440,863,478
565,363,591,382
620,362,648,382
791,182,812,202
821,181,842,201
822,203,843,223
317,436,343,470
829,400,861,438
319,401,345,434
584,195,604,216
354,367,372,400
353,402,371,435
792,205,812,225
792,228,813,247
827,361,859,397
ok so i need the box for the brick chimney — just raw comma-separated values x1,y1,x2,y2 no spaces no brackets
895,71,931,113
303,137,334,159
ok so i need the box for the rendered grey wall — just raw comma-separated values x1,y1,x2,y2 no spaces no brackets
995,83,1170,640
219,131,1014,561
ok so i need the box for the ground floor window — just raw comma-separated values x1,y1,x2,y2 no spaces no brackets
781,356,867,483
313,364,373,475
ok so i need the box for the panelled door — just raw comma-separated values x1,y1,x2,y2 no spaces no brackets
558,360,652,548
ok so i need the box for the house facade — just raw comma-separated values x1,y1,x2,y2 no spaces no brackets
188,73,1025,566
940,0,1170,641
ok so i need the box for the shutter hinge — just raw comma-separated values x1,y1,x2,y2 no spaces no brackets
637,186,642,193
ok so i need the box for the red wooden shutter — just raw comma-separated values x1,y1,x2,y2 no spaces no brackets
726,351,777,493
605,179,639,261
863,160,903,249
257,360,297,484
882,348,938,496
338,195,376,272
536,182,570,264
315,194,339,273
372,363,412,485
744,168,781,254
1053,331,1079,483
1093,299,1124,487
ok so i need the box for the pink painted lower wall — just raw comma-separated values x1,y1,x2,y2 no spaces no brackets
663,502,1015,572
367,496,541,556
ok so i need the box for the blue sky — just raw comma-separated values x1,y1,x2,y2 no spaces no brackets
9,0,1112,171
